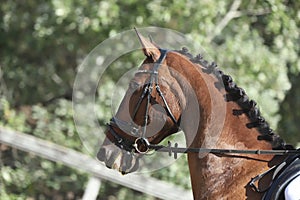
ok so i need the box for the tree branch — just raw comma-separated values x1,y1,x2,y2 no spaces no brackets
207,0,242,43
207,0,272,43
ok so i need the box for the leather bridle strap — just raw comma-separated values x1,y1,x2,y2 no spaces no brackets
134,49,179,128
155,84,179,126
106,122,135,152
106,49,180,153
149,142,300,159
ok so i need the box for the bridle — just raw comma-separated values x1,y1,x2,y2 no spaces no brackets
106,49,299,156
106,49,180,154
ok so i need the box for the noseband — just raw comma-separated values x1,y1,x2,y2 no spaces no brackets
106,49,180,154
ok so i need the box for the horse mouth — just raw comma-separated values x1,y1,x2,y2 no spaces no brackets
97,145,140,174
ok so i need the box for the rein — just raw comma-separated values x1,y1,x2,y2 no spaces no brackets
148,141,300,159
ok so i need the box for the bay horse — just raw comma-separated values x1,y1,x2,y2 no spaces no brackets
97,30,296,199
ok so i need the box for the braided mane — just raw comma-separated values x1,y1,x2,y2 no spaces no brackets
176,47,290,150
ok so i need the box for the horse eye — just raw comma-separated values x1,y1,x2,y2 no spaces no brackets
129,81,141,90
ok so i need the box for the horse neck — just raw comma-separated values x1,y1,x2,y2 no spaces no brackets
168,52,283,199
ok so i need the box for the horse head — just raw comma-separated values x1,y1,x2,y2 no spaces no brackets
97,30,186,174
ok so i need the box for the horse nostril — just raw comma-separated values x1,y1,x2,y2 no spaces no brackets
97,148,106,162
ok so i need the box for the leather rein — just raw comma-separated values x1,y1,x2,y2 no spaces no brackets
106,49,299,157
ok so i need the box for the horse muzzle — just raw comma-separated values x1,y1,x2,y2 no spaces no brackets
97,143,140,174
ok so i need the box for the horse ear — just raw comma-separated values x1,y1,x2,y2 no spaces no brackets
134,28,161,62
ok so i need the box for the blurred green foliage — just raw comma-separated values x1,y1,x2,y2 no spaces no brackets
0,0,299,199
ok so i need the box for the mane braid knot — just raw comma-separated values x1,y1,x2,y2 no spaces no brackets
176,47,289,150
